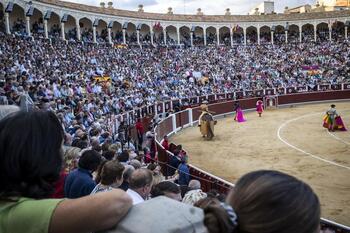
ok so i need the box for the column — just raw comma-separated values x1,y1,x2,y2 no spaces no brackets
44,19,48,38
230,29,233,47
271,31,274,44
108,27,112,44
76,22,81,41
92,26,97,43
5,12,10,34
216,28,220,46
163,28,167,45
190,31,193,47
150,27,154,45
243,27,247,45
122,28,126,44
136,30,140,45
314,24,317,42
299,29,302,43
345,27,348,40
285,30,288,43
177,27,180,45
26,16,31,37
328,25,332,41
61,22,65,40
204,28,207,46
257,27,260,45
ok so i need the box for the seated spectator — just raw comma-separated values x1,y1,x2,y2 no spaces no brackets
126,168,153,205
117,150,129,165
102,150,115,161
188,179,201,190
151,181,182,201
119,164,135,191
0,110,131,233
182,188,207,206
64,150,102,198
147,163,165,185
201,170,320,233
103,197,206,233
91,160,124,194
129,159,142,170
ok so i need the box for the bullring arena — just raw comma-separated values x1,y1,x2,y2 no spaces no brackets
172,101,350,225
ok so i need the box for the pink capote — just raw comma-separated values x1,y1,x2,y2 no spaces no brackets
235,107,246,123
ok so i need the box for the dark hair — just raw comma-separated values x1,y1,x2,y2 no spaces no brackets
229,170,319,233
196,197,235,233
0,111,64,199
331,104,336,108
147,163,157,171
102,150,115,161
151,181,180,198
129,168,153,189
117,150,129,163
78,150,102,171
98,161,124,185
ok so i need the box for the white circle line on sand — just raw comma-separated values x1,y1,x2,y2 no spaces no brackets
277,112,350,170
327,130,350,146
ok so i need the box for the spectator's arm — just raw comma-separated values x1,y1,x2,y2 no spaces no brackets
49,189,132,233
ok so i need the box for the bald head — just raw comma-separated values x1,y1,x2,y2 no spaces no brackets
129,168,153,190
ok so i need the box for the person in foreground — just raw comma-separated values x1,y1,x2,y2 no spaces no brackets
201,170,320,233
0,110,132,233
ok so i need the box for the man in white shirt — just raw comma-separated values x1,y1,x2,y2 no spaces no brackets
126,168,153,205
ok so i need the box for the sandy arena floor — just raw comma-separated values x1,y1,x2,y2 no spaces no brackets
172,101,350,225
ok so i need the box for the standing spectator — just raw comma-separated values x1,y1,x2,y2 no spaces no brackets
161,135,169,151
177,157,190,186
64,150,102,198
126,168,153,205
135,118,144,150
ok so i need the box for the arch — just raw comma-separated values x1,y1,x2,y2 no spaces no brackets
165,25,177,44
232,25,243,44
219,26,230,45
274,25,285,44
139,23,151,44
260,25,271,44
9,4,25,34
331,21,345,41
30,8,43,36
47,11,60,38
205,26,216,45
64,15,76,40
110,21,122,43
125,22,136,44
301,23,314,42
193,26,204,46
179,26,190,46
316,22,328,42
79,17,93,42
246,26,257,44
96,19,108,43
152,23,163,45
289,24,299,43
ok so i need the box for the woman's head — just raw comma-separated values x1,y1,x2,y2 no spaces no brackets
0,110,64,199
227,170,320,233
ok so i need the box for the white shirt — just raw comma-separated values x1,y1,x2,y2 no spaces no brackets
126,189,144,205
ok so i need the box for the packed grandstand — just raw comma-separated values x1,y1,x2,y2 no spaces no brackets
0,0,350,233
